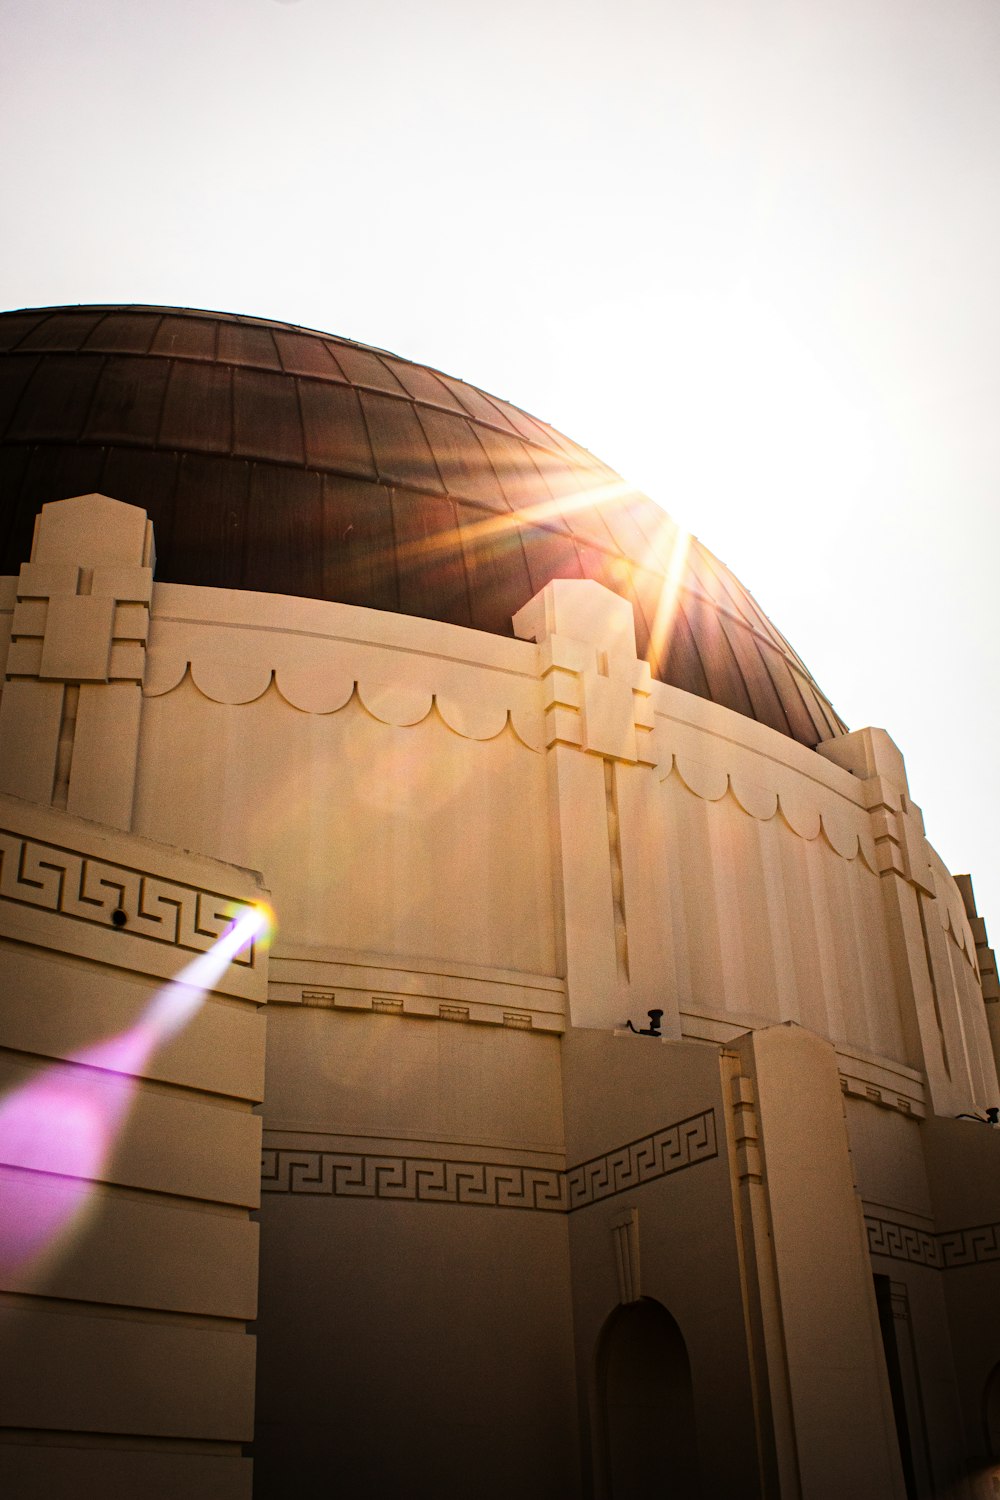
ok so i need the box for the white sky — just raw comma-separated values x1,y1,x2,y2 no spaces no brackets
2,0,998,927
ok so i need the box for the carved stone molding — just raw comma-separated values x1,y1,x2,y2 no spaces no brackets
0,795,267,1000
268,947,566,1032
611,1208,641,1303
866,1214,1000,1271
565,1112,718,1210
661,753,879,873
0,827,253,958
261,1109,718,1214
144,611,545,750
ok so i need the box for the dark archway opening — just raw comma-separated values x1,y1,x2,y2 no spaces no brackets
597,1297,702,1499
983,1361,1000,1462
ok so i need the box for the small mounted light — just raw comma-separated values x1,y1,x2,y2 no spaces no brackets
625,1009,663,1038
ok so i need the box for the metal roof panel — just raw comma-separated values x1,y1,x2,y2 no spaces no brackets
85,357,171,446
232,368,304,464
416,408,509,511
360,390,444,492
298,380,375,477
159,361,233,453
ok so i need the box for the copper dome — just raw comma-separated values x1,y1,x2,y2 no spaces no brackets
0,304,844,746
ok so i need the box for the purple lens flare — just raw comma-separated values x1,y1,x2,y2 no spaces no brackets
0,903,272,1279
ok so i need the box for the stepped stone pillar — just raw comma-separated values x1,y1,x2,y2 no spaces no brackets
513,578,676,1033
0,497,268,1498
0,493,154,830
728,1023,908,1500
818,726,998,1116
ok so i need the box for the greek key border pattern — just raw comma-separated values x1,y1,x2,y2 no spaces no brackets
866,1215,1000,1271
261,1109,718,1214
0,828,256,961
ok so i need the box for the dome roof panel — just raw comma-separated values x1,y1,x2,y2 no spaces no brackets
555,498,623,556
272,330,343,379
659,591,714,702
317,473,400,614
0,312,48,353
15,310,105,351
159,361,233,453
595,494,660,564
247,465,324,600
473,426,561,520
0,304,846,748
757,640,820,746
232,368,304,464
82,311,159,355
12,354,104,442
360,390,445,493
84,356,171,446
392,489,472,629
480,394,566,452
0,353,39,438
718,615,794,738
433,373,522,435
330,343,407,396
416,407,509,511
454,498,535,636
171,452,250,590
518,522,585,595
102,446,180,527
298,380,375,477
381,357,469,413
218,322,282,370
151,315,217,360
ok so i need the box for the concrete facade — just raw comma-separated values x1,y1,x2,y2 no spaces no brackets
1,494,999,1497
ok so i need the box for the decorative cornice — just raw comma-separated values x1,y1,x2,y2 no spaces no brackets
0,796,266,999
268,948,565,1032
143,616,545,750
659,753,879,872
866,1214,1000,1271
261,1109,718,1213
954,873,997,989
0,825,255,960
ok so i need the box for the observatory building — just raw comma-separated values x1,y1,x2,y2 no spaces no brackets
1,304,999,1499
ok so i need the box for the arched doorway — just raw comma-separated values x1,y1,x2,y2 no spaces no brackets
983,1362,1000,1460
598,1298,702,1499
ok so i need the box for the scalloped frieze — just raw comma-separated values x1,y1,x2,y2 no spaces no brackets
662,751,878,871
928,848,976,963
144,621,544,749
356,678,434,728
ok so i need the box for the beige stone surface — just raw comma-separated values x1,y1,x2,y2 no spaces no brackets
254,1194,580,1498
67,681,143,827
268,942,566,1030
0,496,154,828
560,1028,763,1498
0,764,267,1495
29,493,153,569
0,1171,259,1314
0,678,63,802
0,792,267,1002
735,1024,907,1500
3,943,265,1099
0,1307,256,1437
0,1447,252,1500
263,1005,564,1152
135,681,554,976
4,496,999,1496
0,1052,262,1203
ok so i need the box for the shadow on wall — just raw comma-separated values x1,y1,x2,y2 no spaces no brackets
597,1297,702,1499
985,1362,1000,1461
